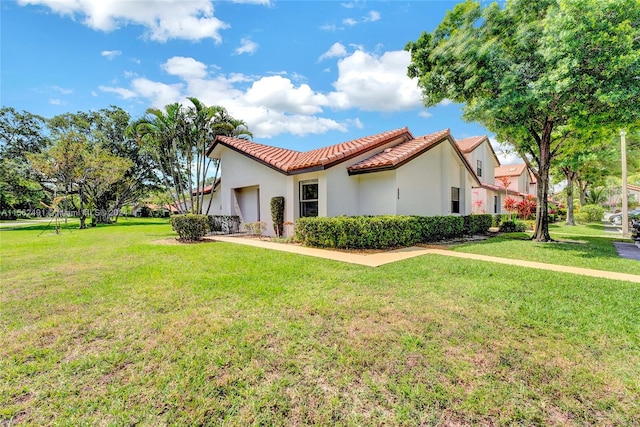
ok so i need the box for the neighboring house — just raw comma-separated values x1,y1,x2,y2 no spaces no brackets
494,163,537,199
455,136,536,214
456,136,503,214
206,128,481,236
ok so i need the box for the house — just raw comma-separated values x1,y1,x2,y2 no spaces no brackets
494,163,537,197
206,128,481,236
456,136,503,214
455,136,537,214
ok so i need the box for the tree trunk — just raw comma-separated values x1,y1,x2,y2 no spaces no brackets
564,168,576,226
78,186,87,230
577,178,588,206
531,124,553,242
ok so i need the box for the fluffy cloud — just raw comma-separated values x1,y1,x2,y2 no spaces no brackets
318,42,347,62
99,48,422,138
235,38,259,55
101,50,122,60
18,0,230,42
330,50,422,111
163,56,208,80
245,76,328,115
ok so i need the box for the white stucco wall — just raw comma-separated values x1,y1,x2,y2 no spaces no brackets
355,170,397,216
395,143,446,216
212,146,288,236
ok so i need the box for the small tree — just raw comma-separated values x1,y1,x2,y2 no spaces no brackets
503,197,517,221
270,196,285,237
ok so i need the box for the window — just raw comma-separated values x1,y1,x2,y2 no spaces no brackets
476,160,483,177
300,180,318,217
494,195,498,214
451,187,460,214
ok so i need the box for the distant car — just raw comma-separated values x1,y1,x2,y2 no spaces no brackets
609,209,640,225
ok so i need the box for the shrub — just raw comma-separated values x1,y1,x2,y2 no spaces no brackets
499,220,526,233
270,196,285,237
575,212,591,225
578,204,604,223
295,214,471,249
463,214,493,235
171,214,209,241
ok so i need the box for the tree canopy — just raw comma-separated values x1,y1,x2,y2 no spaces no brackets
406,0,640,241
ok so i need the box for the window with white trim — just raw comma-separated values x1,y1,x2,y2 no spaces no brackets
300,180,318,217
477,160,483,177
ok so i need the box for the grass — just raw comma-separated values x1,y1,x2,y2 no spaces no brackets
1,218,639,425
548,221,620,237
451,224,639,276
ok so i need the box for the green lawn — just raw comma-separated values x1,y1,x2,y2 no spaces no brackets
451,225,639,276
548,221,620,237
1,219,639,425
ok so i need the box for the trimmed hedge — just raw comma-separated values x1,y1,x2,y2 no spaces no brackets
499,220,526,233
171,214,209,241
295,214,491,249
463,214,493,235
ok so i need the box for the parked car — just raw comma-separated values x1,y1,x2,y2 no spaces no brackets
610,209,640,225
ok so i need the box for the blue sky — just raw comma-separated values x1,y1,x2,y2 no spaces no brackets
1,0,519,163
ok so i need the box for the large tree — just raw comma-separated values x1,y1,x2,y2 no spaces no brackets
406,0,640,241
0,107,51,216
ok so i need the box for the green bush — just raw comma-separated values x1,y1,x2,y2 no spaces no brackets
171,214,209,241
575,212,591,225
295,215,471,249
463,214,493,235
270,196,285,237
499,220,526,233
578,204,604,223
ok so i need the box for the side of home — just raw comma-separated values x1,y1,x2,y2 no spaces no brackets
206,128,481,236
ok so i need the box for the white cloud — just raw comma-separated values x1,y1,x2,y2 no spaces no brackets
418,111,433,118
101,50,121,60
318,42,347,62
17,0,231,42
231,0,271,4
162,56,208,80
99,85,137,99
51,85,73,95
343,18,358,26
235,37,259,55
245,76,327,115
320,23,339,32
49,98,61,105
329,49,422,111
364,11,380,22
99,48,422,137
130,78,184,109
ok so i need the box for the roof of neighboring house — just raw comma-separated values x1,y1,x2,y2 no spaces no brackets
495,163,528,178
479,182,534,199
455,135,502,167
208,128,415,175
191,179,221,196
628,184,640,192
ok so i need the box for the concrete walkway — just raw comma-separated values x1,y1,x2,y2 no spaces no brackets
214,236,640,284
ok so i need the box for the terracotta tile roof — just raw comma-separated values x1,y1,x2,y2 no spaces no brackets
347,129,451,173
456,136,485,153
210,128,413,174
494,163,527,178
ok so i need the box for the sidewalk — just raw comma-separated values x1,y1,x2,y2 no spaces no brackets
214,236,640,284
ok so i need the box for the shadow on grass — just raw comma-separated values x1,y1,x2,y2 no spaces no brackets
0,217,169,232
460,232,624,262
